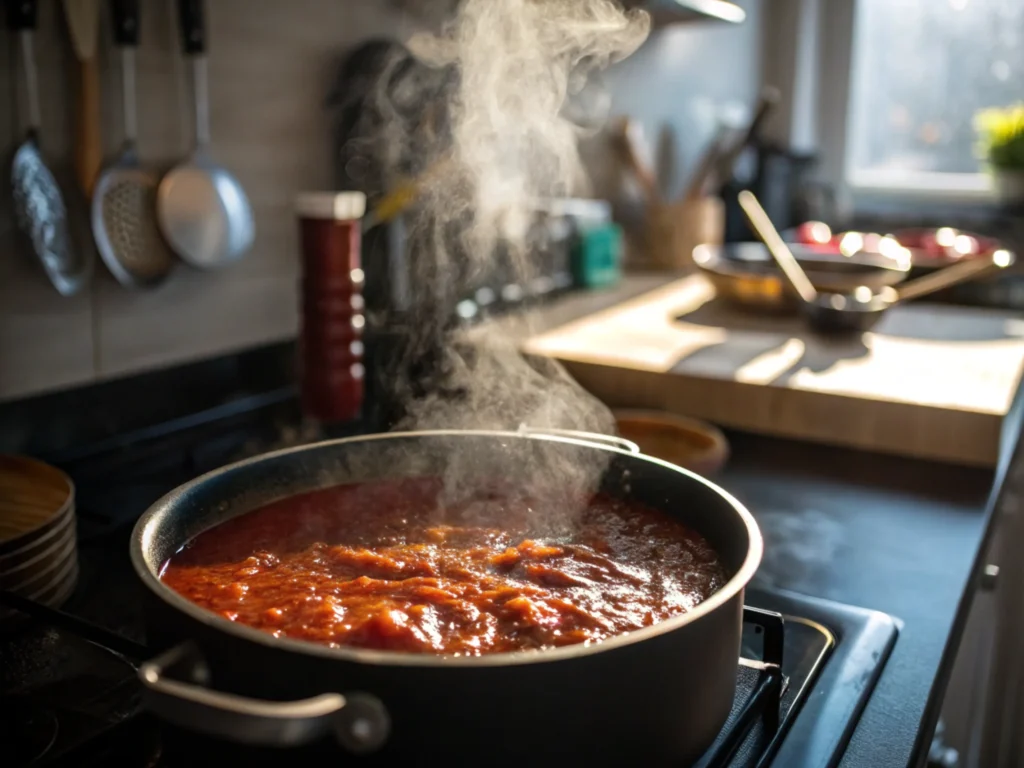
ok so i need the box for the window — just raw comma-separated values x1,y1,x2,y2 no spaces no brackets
845,0,1024,198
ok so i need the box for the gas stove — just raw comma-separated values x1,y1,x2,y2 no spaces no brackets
0,400,898,767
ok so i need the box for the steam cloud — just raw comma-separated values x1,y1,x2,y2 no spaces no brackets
406,0,648,261
360,0,650,520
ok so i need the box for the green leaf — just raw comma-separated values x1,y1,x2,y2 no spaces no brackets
976,103,1024,170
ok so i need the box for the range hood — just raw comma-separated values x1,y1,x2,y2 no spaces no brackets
627,0,745,23
391,0,745,26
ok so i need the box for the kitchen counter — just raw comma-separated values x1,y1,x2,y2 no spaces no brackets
721,431,994,768
6,272,1009,767
465,272,680,341
506,275,1007,767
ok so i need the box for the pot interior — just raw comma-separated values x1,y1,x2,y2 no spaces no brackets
136,432,756,586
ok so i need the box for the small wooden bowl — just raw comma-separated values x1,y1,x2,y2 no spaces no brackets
614,410,730,476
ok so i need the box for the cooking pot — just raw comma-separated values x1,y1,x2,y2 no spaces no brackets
130,429,762,765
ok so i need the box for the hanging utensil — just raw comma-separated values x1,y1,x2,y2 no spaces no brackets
711,87,779,191
612,116,662,207
738,190,1015,334
62,0,103,199
361,155,455,232
157,0,254,268
681,123,730,202
92,0,175,287
7,0,89,296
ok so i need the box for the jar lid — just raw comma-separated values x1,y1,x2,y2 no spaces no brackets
295,192,367,221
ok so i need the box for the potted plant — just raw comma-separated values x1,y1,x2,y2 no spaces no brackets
975,103,1024,208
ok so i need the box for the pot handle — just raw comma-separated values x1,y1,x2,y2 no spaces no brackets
138,642,390,752
516,425,641,454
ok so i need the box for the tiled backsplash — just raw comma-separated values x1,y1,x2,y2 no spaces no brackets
0,0,412,401
0,0,761,403
603,0,763,202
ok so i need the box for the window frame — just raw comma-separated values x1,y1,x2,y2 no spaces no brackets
809,0,1002,220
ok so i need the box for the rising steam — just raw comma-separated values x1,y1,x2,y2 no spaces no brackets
363,0,649,519
407,0,649,258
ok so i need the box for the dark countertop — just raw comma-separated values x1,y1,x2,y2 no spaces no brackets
494,275,1010,767
718,431,995,768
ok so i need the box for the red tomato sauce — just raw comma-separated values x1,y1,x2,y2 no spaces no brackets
160,478,728,655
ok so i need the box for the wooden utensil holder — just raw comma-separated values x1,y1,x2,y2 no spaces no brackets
647,196,725,271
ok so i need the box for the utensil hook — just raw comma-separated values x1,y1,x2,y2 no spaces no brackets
122,48,137,145
20,30,41,134
192,56,210,148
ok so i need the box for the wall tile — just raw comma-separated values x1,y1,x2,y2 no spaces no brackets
0,0,95,400
0,0,408,401
94,266,298,379
0,245,95,399
601,0,764,201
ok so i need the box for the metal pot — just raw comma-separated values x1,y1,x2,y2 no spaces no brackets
130,429,762,765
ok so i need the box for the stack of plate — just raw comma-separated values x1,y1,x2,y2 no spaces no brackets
0,456,77,628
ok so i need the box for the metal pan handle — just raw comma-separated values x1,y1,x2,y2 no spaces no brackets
138,642,389,753
894,248,1015,303
516,425,641,454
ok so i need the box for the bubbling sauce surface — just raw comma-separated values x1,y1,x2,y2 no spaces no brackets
161,478,728,655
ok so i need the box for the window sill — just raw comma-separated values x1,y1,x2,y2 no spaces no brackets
845,182,1008,230
849,174,995,203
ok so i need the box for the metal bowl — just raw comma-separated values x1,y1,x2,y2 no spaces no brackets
693,242,911,313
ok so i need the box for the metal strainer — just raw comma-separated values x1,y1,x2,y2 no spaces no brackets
8,0,89,296
91,0,174,287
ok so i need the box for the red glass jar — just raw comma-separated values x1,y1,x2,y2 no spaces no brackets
295,192,367,425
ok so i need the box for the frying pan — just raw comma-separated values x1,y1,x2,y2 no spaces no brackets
130,429,762,764
693,241,910,313
739,191,1016,334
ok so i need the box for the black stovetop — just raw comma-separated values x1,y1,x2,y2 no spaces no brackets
0,408,899,767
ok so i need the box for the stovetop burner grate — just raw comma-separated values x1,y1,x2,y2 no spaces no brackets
698,607,789,768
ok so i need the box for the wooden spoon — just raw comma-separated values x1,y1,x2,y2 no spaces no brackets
63,0,103,198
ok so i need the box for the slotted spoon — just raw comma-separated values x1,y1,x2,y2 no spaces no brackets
91,0,174,287
7,0,89,296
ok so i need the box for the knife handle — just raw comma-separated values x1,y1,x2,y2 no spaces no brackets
4,0,36,31
110,0,139,47
176,0,204,55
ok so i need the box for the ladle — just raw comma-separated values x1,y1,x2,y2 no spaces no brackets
157,0,254,268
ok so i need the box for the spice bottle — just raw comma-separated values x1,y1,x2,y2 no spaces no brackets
295,192,367,426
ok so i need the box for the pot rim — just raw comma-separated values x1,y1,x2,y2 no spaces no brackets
130,429,762,668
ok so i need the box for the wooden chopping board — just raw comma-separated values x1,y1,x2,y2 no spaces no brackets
523,275,1024,467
